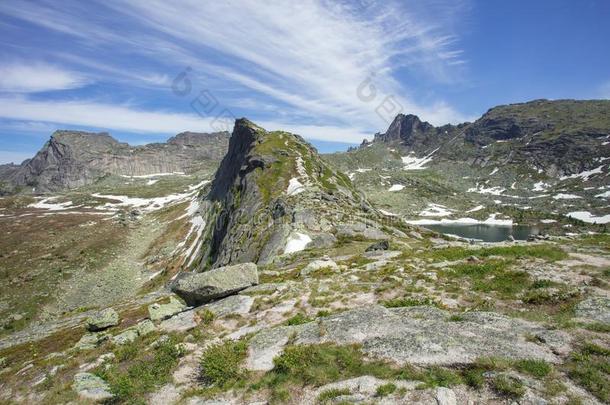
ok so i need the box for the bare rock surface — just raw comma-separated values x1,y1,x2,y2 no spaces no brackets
247,305,569,370
171,263,258,306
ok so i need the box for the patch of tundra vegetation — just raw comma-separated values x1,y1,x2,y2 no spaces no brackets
0,232,608,404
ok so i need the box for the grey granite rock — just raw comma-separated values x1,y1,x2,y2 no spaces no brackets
86,308,119,332
148,296,187,322
575,296,610,324
159,310,198,333
171,263,258,306
202,295,254,317
72,372,113,401
246,305,568,370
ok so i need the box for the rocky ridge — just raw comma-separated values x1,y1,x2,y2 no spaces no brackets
0,129,229,193
193,118,387,269
327,99,610,227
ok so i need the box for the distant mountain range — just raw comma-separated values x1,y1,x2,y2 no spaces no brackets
327,99,610,226
0,130,229,193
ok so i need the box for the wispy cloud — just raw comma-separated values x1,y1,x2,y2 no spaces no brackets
0,62,88,93
112,0,469,127
0,96,372,143
0,0,471,143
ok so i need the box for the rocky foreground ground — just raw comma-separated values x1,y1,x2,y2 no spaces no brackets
0,230,608,404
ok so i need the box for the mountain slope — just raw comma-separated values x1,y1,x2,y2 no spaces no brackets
1,130,229,193
326,99,610,229
193,118,385,269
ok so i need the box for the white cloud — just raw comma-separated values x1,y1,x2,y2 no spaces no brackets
110,0,469,127
0,62,87,93
0,96,371,143
0,0,470,129
0,96,213,134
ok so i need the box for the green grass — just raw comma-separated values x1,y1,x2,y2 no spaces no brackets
285,312,313,326
200,339,249,389
491,374,526,398
318,388,351,402
583,322,610,333
443,260,530,298
95,336,183,404
375,383,396,397
391,363,464,389
564,343,610,402
382,296,441,308
424,244,568,262
266,344,397,387
514,359,553,378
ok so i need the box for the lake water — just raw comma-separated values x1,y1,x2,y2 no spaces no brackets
423,223,540,242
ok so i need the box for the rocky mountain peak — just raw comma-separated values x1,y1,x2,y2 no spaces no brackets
374,113,435,145
167,131,230,147
208,118,265,201
194,119,385,269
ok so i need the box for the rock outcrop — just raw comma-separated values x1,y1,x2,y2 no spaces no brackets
366,99,610,178
171,262,259,305
85,308,119,332
192,118,385,269
246,305,570,371
1,130,229,192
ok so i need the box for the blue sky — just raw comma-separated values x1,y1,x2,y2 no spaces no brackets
0,0,609,163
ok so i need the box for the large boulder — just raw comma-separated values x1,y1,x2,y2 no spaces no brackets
72,372,113,401
365,240,390,252
111,320,156,345
171,263,258,306
86,308,119,332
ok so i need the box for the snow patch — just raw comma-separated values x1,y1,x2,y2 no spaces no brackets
595,190,610,198
401,148,438,170
284,232,312,254
540,219,557,223
467,184,505,195
28,197,76,211
146,179,158,186
532,181,549,192
567,211,610,224
466,205,484,213
121,172,186,179
388,184,404,192
406,214,512,227
419,203,452,217
287,178,305,196
560,165,604,181
489,167,499,176
552,193,582,200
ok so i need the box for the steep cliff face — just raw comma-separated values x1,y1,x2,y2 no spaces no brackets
194,119,383,270
2,130,229,192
